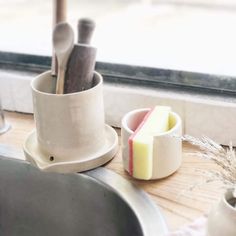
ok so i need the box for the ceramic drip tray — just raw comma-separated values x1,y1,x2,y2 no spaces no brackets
24,125,118,173
0,156,167,236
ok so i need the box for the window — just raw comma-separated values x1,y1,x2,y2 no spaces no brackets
0,0,236,95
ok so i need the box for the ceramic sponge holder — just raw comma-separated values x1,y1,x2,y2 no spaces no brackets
24,71,118,173
121,108,182,180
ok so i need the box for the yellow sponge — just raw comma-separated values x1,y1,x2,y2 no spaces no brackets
128,106,171,179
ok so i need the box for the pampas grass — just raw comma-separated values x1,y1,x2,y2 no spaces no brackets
182,135,236,198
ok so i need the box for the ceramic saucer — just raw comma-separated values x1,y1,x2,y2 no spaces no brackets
23,125,118,173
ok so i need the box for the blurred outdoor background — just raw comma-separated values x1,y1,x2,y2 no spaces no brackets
1,0,236,76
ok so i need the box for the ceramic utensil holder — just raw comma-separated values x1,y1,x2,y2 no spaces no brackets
24,71,118,173
121,108,182,180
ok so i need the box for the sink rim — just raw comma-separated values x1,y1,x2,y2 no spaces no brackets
85,167,168,236
0,156,168,236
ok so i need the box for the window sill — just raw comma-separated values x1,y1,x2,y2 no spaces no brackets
1,69,236,146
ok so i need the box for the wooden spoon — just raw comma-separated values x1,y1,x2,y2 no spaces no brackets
53,22,74,94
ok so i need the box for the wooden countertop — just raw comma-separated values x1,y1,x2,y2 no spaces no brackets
0,111,223,231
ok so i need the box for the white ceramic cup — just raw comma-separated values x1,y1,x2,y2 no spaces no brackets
121,108,182,180
207,189,236,236
31,71,106,162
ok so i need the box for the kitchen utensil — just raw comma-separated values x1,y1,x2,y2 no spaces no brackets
53,22,74,94
51,0,67,76
64,18,96,93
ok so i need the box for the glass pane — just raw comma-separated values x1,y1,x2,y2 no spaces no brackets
1,0,236,76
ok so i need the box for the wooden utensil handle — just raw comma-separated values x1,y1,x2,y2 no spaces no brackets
54,0,67,25
78,18,96,44
56,67,66,94
52,0,67,76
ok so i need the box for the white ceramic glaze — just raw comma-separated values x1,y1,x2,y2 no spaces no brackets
121,108,182,180
31,71,105,162
23,126,118,173
207,189,236,236
25,70,118,172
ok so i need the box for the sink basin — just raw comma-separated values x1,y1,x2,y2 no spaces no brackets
0,156,167,236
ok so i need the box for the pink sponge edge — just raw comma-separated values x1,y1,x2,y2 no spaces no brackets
128,107,155,176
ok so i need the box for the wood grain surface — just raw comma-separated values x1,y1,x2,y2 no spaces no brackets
0,111,224,231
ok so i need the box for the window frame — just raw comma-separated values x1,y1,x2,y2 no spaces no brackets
0,51,236,97
1,50,236,146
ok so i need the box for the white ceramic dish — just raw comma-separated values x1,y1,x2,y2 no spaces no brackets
23,125,118,173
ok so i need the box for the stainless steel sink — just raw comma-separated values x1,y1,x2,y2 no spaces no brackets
0,156,167,236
